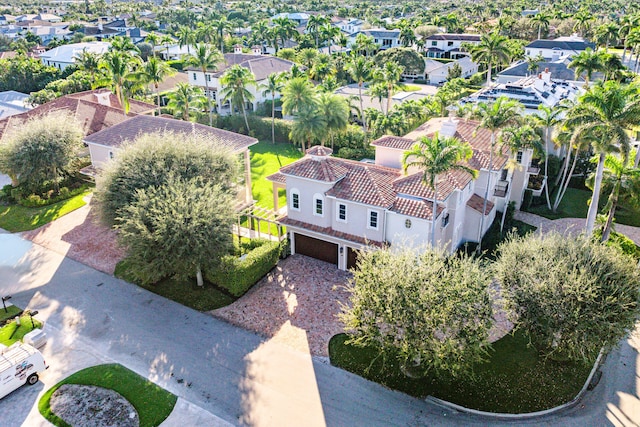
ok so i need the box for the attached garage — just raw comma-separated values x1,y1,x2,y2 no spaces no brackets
294,233,338,266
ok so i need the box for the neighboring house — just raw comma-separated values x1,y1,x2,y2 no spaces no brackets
267,116,538,270
334,84,437,115
189,46,295,115
0,89,155,143
333,18,365,34
423,33,481,59
0,91,32,120
347,28,401,51
270,12,310,27
38,41,111,71
418,57,478,84
16,13,62,23
461,68,583,114
83,115,258,209
497,57,591,85
25,26,72,45
155,43,194,61
0,14,16,25
524,37,595,60
79,24,121,40
102,19,130,32
117,28,148,44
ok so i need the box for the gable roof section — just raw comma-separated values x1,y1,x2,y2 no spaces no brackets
326,163,400,208
393,168,473,201
207,54,295,81
84,115,257,153
370,135,415,151
390,196,444,220
466,193,495,215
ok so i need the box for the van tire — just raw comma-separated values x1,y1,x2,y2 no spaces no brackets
27,374,38,385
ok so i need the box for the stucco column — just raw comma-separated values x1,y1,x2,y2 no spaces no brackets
272,182,279,212
244,150,252,204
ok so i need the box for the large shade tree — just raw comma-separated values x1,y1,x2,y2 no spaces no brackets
402,134,477,247
341,246,494,379
564,81,640,235
494,232,640,363
0,111,83,194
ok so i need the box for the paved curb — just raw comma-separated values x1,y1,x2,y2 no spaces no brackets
425,348,605,420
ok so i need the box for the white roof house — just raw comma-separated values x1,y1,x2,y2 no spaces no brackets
0,91,32,120
39,41,111,71
416,57,478,84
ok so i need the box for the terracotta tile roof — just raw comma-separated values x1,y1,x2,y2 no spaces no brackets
279,157,353,182
370,135,415,151
266,172,286,184
393,169,473,201
326,164,400,208
0,89,155,142
390,196,444,220
84,115,258,153
189,54,295,81
306,145,333,156
466,193,495,215
279,216,385,247
405,117,509,171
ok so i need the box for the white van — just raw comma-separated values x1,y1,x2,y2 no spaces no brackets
0,342,48,399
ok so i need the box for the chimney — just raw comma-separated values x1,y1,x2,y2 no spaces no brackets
233,44,242,54
534,73,545,91
551,52,559,61
440,118,458,137
98,23,102,31
541,67,551,83
94,91,111,107
251,45,262,55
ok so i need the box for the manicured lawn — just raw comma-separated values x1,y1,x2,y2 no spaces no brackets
0,190,91,232
250,141,302,210
114,259,237,312
329,330,593,413
0,314,43,346
527,187,590,220
398,83,422,92
0,305,22,323
39,363,177,427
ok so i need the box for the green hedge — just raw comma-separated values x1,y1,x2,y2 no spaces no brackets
167,59,186,71
206,239,282,296
215,114,293,143
16,185,89,207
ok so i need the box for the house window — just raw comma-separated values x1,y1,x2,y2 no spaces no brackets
516,151,523,163
431,41,437,46
314,194,324,216
442,213,450,228
405,219,412,229
206,74,211,82
501,169,508,181
290,189,300,211
368,210,379,230
109,151,114,159
192,72,196,81
337,203,347,222
447,41,454,46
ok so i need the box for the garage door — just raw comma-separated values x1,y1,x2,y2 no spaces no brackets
346,247,359,270
294,234,338,266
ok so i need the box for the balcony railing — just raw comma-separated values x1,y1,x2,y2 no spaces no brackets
527,164,541,174
494,180,509,197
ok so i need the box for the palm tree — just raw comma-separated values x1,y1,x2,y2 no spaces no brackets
626,28,640,73
588,152,640,241
177,26,195,55
213,15,232,53
289,104,326,152
526,54,545,76
186,43,222,126
568,48,605,88
595,22,619,52
534,105,563,209
601,53,624,81
195,22,215,44
469,32,511,86
145,32,161,57
219,64,256,132
352,33,377,57
317,93,349,148
375,61,404,115
281,77,318,117
167,82,206,121
573,10,593,37
530,12,550,40
272,17,297,52
133,56,176,115
260,72,284,144
472,97,523,251
99,50,140,114
320,23,341,54
402,134,477,247
618,15,638,65
306,15,328,48
74,50,101,82
109,36,139,55
160,35,174,59
564,82,640,235
347,56,372,133
297,48,318,69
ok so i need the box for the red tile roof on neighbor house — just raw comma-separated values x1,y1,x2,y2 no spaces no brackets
84,115,258,153
370,135,415,151
466,193,495,215
0,89,155,142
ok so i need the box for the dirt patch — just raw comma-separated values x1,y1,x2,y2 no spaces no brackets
50,384,139,427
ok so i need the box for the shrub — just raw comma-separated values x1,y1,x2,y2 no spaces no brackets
167,59,185,71
215,115,293,143
206,239,282,296
17,185,88,207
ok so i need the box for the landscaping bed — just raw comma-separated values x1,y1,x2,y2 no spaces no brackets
0,312,43,346
39,364,177,427
329,330,593,413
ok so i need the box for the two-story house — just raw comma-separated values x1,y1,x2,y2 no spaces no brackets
347,28,401,51
189,46,295,115
423,33,481,59
267,116,538,270
524,37,595,60
39,41,111,71
83,115,258,209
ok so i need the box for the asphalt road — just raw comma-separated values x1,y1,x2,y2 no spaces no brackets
0,232,638,426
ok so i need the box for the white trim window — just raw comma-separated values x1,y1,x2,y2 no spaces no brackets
313,193,324,217
442,212,450,228
367,209,379,230
336,203,347,222
290,188,300,211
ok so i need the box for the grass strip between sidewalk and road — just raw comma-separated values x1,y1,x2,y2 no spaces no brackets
39,363,177,427
329,330,593,414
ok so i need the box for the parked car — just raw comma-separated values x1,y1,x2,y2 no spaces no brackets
0,343,48,399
